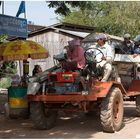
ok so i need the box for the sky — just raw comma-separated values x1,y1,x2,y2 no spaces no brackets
2,1,58,26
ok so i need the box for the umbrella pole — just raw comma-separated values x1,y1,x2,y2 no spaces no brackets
19,60,22,77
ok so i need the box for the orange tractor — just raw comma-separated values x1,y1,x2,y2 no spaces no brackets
27,48,140,133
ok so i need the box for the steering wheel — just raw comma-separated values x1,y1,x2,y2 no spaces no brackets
84,47,104,63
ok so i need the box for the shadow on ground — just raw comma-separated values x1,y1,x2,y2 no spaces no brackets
0,112,101,139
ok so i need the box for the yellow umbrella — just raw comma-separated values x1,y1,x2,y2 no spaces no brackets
0,40,49,61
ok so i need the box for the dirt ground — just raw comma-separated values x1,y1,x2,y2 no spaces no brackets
0,101,140,139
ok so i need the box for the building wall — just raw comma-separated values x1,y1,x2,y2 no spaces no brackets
27,31,74,76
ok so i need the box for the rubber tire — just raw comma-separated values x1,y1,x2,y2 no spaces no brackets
136,95,140,116
100,87,123,133
30,102,57,130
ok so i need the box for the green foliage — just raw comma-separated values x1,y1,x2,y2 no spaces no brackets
59,1,140,37
47,1,88,16
0,35,17,80
0,34,8,43
0,77,12,89
0,61,17,76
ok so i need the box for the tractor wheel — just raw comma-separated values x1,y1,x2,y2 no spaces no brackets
136,95,140,116
30,102,57,130
100,87,123,133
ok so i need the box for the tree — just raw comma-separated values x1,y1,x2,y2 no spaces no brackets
47,1,89,16
55,1,140,37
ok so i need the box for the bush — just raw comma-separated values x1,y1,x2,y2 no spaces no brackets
0,77,12,89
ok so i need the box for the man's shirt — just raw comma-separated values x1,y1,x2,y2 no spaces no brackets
95,43,114,66
118,41,134,54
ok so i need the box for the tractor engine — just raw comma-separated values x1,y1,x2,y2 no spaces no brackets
47,72,81,94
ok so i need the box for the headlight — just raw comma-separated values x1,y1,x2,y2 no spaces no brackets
27,82,40,95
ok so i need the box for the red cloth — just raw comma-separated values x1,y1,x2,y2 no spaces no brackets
67,46,85,69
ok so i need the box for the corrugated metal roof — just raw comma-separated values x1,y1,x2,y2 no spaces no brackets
29,26,90,38
82,32,123,42
51,22,95,32
51,27,90,38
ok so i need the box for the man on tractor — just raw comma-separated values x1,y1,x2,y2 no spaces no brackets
119,33,134,54
94,33,114,82
62,38,85,71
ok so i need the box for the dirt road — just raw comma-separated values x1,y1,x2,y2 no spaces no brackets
0,101,140,139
